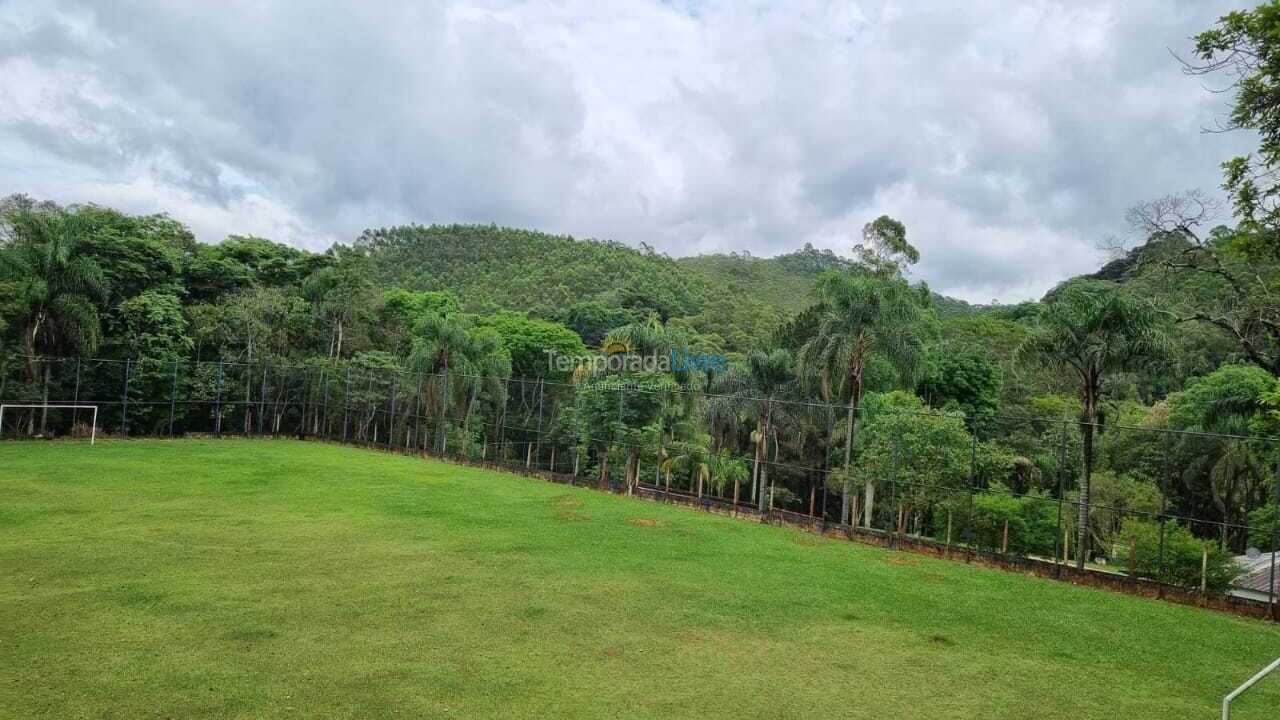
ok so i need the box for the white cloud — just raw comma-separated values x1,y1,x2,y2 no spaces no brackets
0,0,1257,302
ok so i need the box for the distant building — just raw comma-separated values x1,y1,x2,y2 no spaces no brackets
1232,552,1279,601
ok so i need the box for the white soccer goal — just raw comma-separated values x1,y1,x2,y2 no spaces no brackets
1223,656,1280,719
0,404,98,444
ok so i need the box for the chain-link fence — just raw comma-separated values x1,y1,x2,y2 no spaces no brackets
2,354,1277,620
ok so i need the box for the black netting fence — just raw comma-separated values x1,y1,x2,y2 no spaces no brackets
2,354,1277,618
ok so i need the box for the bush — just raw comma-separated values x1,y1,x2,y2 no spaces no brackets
1247,505,1278,552
1118,518,1240,592
970,487,1058,556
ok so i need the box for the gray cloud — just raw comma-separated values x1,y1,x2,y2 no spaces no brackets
0,0,1258,302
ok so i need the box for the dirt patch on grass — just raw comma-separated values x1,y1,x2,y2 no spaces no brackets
556,510,590,522
885,556,920,567
627,518,665,528
927,634,955,647
552,495,583,509
793,536,821,547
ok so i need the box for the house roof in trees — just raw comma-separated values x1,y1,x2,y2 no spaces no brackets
1232,552,1279,595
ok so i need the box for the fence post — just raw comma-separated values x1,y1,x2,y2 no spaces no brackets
1269,460,1278,620
1053,424,1066,578
1157,432,1171,598
121,358,132,437
299,368,311,437
342,367,351,442
257,362,269,436
617,383,626,494
965,430,977,562
413,374,422,451
890,436,901,548
436,364,450,454
387,375,397,449
496,377,509,461
214,359,224,437
534,379,545,469
168,360,178,438
367,372,377,446
73,357,81,405
317,369,327,437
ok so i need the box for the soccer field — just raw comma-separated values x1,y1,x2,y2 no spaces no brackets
1,440,1277,719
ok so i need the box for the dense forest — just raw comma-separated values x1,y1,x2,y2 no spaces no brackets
3,3,1280,591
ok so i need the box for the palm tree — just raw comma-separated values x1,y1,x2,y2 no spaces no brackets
710,449,749,507
1019,280,1165,568
661,431,712,497
0,208,108,375
796,272,926,526
598,316,695,489
1,208,108,433
410,313,510,454
713,349,794,513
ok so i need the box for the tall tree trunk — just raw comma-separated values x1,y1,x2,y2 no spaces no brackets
39,361,50,435
1077,375,1098,570
864,481,876,530
435,357,450,453
757,419,770,514
751,422,762,503
598,446,610,489
842,362,864,525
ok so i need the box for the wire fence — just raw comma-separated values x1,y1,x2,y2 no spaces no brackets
2,354,1278,620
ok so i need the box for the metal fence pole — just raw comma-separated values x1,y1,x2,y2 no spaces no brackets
497,378,509,461
121,358,132,436
73,357,81,405
965,430,977,561
342,367,351,442
1269,460,1279,620
387,375,397,449
412,374,422,451
890,435,901,548
1158,432,1171,597
1053,424,1066,577
320,369,329,439
214,358,224,437
168,360,178,437
299,368,311,437
257,362,269,436
617,382,626,493
534,379,545,469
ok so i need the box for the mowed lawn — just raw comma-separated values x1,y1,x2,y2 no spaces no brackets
1,441,1278,719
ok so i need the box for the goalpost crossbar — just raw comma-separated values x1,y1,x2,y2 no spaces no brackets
0,404,98,445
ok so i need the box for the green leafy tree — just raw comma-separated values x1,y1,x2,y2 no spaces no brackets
919,346,1002,435
476,312,586,381
1167,364,1275,548
303,248,376,360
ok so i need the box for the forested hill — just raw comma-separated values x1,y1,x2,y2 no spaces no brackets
355,224,981,349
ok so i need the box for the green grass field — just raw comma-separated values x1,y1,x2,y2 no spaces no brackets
2,440,1278,718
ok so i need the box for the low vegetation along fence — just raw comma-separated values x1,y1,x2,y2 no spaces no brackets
2,354,1278,621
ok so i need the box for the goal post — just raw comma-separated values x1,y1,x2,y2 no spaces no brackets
0,404,98,445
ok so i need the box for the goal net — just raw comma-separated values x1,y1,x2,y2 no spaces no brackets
0,404,98,444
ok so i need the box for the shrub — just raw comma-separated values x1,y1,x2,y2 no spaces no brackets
1118,518,1240,592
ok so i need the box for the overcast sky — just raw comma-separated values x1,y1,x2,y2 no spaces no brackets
0,1,1256,302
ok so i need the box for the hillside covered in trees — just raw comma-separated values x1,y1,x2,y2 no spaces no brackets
2,2,1280,593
